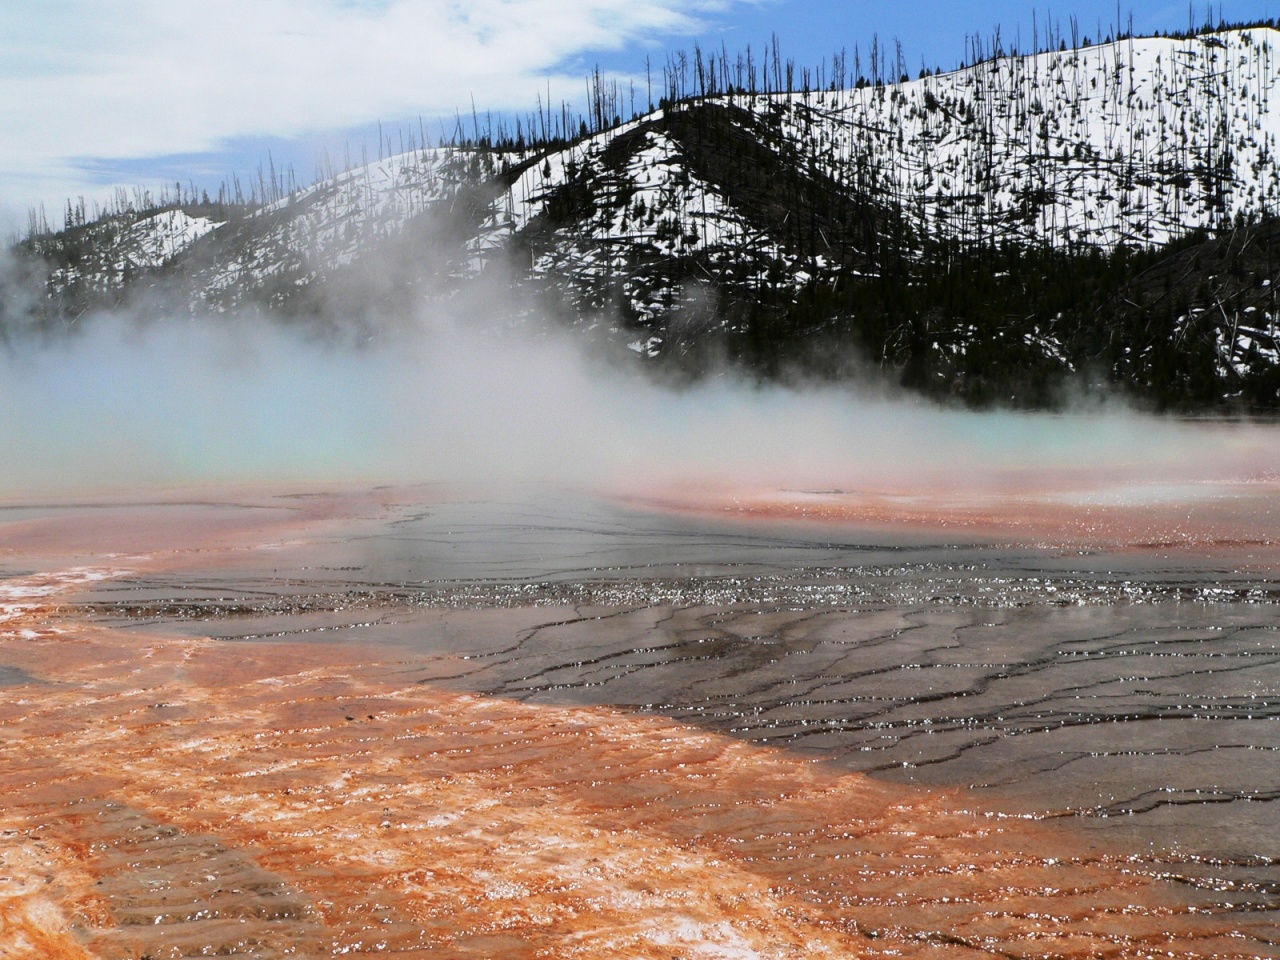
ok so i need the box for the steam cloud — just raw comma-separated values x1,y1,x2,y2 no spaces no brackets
2,244,1278,504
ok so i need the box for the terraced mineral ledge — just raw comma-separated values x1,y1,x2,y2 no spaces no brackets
1,482,1277,958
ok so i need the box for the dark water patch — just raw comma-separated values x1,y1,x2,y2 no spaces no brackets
0,664,40,686
73,563,1280,637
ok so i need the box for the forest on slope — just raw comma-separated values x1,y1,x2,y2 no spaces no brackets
5,22,1280,411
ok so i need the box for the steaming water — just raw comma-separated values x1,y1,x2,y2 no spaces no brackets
4,312,1280,497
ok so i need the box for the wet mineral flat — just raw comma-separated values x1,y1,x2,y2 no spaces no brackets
1,483,1277,958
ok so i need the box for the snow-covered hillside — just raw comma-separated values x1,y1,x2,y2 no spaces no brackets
47,28,1280,302
773,28,1280,249
13,26,1280,408
41,209,222,305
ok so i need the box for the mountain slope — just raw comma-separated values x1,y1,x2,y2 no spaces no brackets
10,26,1280,408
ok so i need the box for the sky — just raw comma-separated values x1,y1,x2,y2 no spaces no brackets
2,0,1278,237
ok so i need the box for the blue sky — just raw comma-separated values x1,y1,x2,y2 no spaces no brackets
2,0,1277,236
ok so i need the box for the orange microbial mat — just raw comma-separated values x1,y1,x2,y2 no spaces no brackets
1,483,1276,958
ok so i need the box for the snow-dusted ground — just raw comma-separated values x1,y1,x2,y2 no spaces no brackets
44,209,223,302
35,27,1280,376
124,210,223,268
761,29,1280,249
187,29,1280,292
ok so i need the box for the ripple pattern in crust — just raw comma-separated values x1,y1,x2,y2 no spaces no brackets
1,593,1271,959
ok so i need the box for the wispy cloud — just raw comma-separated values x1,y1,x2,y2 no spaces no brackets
0,0,746,231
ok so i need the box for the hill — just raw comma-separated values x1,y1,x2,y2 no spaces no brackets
7,25,1280,410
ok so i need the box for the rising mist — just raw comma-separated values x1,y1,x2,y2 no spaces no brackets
2,244,1277,506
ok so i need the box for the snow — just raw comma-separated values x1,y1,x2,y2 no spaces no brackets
45,207,224,297
123,209,222,268
224,26,1280,295
42,24,1280,362
756,29,1280,249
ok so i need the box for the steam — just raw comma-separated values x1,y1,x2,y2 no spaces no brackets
1,297,1277,502
2,241,1278,504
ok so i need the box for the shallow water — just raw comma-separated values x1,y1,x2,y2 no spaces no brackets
2,485,1278,957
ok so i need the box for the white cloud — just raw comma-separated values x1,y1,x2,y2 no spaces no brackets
0,0,746,232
